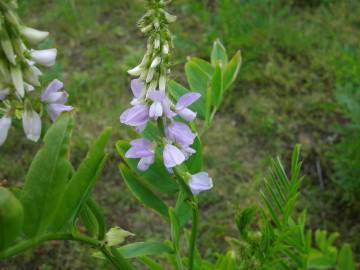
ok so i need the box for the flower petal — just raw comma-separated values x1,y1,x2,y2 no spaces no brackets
177,108,197,121
120,104,149,127
165,122,196,146
176,92,201,111
30,48,57,67
47,104,73,122
188,172,213,195
42,79,64,102
22,110,42,142
138,156,155,171
0,116,11,146
163,144,185,168
131,79,144,98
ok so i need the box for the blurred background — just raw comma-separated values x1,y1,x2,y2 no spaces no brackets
1,0,360,269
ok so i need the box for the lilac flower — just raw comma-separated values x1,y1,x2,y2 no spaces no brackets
42,79,73,121
130,79,144,105
0,88,9,100
165,121,196,147
163,144,186,168
148,89,166,119
126,138,155,171
175,92,201,121
120,104,149,127
30,48,57,67
188,172,213,195
22,110,41,142
0,116,11,146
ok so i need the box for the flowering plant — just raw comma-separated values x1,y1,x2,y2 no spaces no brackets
0,1,357,270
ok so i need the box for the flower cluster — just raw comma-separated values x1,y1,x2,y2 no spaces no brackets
120,0,213,195
0,0,72,146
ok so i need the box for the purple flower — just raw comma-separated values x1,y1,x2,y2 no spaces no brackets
130,79,144,105
126,138,155,171
175,92,201,121
0,116,11,146
148,89,166,119
42,79,73,121
188,172,213,195
165,121,196,147
163,144,186,168
120,104,149,127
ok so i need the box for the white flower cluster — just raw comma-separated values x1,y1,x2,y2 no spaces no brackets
0,0,72,146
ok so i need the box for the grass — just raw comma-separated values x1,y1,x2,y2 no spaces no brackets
1,0,360,268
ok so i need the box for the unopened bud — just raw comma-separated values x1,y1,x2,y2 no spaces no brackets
128,65,142,76
105,227,134,247
10,66,24,98
159,75,166,91
150,56,161,68
20,27,49,45
1,39,16,65
146,68,156,83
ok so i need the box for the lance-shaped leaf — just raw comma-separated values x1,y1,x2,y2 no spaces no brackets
211,39,228,67
21,113,73,237
116,140,178,194
94,241,173,261
51,128,111,232
212,64,223,108
223,51,242,92
338,244,355,270
119,163,169,219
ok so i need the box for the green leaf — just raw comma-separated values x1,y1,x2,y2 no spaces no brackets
139,256,164,270
175,191,192,227
338,244,355,270
116,140,178,194
235,207,257,240
215,251,237,270
51,128,111,232
79,201,99,238
169,208,180,251
212,64,223,108
117,241,173,259
211,39,228,67
223,51,242,91
119,163,169,219
307,249,337,269
168,80,205,120
0,187,24,250
185,137,203,174
21,113,73,237
185,60,209,95
190,57,214,78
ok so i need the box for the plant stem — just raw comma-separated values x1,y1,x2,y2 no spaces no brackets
0,232,135,270
188,200,199,270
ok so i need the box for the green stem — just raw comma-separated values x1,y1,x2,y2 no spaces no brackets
188,200,199,270
110,246,137,270
0,233,135,270
0,232,98,259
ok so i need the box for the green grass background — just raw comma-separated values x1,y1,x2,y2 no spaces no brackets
1,0,360,269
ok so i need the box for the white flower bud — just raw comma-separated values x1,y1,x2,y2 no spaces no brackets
20,27,49,45
162,42,169,54
159,75,166,91
0,116,11,146
154,36,160,49
22,110,41,142
150,56,161,68
1,39,16,65
140,24,152,33
153,19,160,29
148,80,157,92
128,65,143,76
164,11,177,23
10,66,24,98
30,48,57,67
146,68,156,83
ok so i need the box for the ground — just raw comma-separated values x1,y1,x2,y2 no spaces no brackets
0,0,359,269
